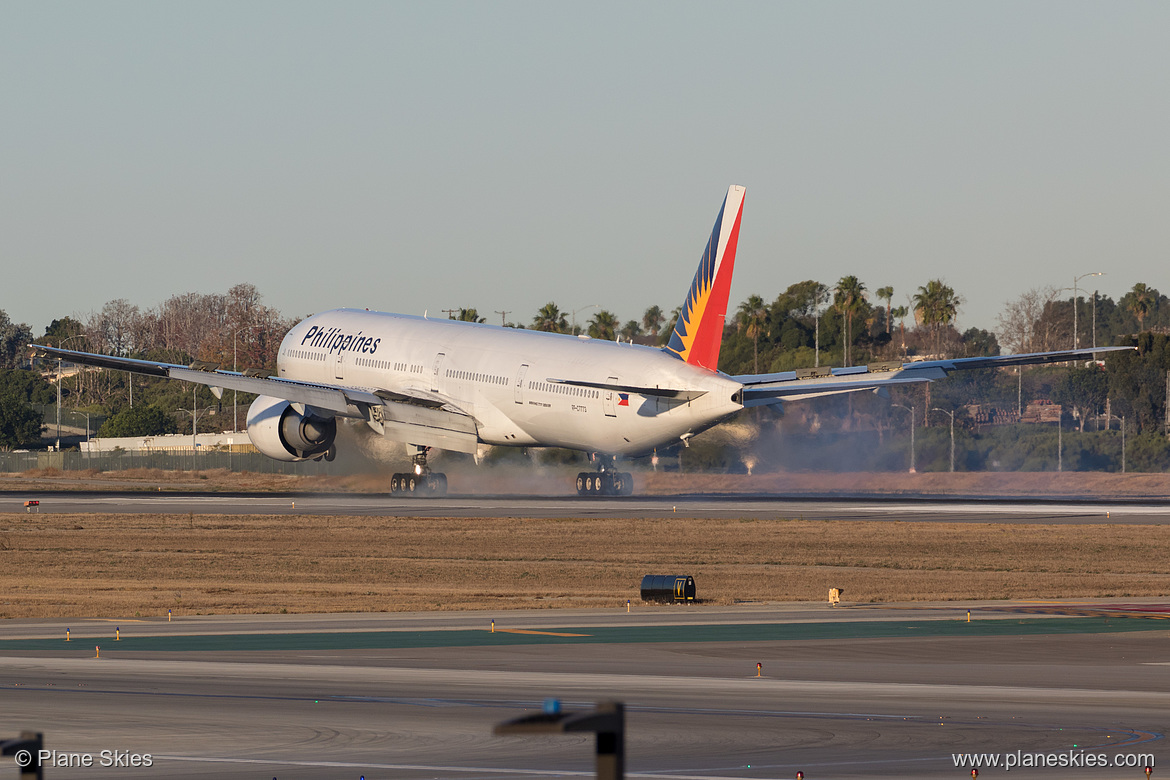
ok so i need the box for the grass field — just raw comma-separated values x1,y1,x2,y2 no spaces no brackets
1,512,1168,619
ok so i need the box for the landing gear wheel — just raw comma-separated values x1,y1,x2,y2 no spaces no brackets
407,476,418,493
425,473,447,495
390,474,402,493
323,446,336,462
576,473,587,494
619,472,633,496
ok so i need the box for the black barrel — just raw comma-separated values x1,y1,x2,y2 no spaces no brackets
640,574,696,603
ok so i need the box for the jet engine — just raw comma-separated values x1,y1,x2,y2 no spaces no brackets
246,395,337,462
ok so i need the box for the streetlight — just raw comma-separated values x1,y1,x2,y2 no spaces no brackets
892,403,916,473
177,385,212,472
55,335,87,451
1072,272,1104,350
1102,409,1126,473
571,304,599,336
931,407,955,472
233,325,267,432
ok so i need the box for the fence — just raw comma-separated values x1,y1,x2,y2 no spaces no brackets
0,449,345,475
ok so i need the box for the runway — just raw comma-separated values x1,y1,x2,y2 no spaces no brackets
2,605,1167,779
5,490,1170,522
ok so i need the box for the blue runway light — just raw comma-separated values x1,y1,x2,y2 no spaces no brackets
543,698,561,714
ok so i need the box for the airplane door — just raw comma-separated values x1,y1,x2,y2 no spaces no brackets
431,353,445,392
514,364,529,404
603,376,618,417
334,351,345,380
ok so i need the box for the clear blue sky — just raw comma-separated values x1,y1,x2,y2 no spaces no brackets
3,2,1167,339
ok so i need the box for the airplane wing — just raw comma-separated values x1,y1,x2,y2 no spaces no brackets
732,346,1134,406
32,345,482,453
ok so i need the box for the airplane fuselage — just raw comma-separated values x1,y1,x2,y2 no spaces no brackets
277,309,745,456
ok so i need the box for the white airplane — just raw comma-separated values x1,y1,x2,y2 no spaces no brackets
37,186,1128,496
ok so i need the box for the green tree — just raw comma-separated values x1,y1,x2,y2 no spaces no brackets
588,310,619,341
454,308,486,323
0,310,33,369
735,294,768,373
40,316,85,346
0,391,43,449
876,286,894,335
913,279,961,356
1052,366,1109,432
620,320,642,341
1126,283,1155,330
834,276,866,366
98,404,179,437
531,302,568,333
641,305,665,341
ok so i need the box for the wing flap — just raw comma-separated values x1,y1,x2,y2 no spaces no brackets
546,377,707,402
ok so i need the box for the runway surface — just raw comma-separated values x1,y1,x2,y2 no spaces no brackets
2,604,1167,779
5,490,1170,522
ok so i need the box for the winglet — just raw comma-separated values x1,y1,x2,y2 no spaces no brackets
664,185,746,371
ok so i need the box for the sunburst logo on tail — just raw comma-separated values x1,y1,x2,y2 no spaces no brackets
665,185,745,371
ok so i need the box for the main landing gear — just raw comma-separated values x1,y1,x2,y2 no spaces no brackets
576,458,633,497
391,446,448,496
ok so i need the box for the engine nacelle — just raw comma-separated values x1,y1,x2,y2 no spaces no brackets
246,396,337,462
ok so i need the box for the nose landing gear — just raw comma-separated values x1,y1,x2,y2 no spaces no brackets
391,446,448,495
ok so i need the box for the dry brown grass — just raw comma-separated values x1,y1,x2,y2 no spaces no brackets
1,513,1168,619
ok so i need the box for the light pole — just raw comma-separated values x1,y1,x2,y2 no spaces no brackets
233,325,267,432
1103,410,1127,473
1072,272,1104,350
931,407,955,472
892,403,916,473
571,304,599,336
55,335,86,451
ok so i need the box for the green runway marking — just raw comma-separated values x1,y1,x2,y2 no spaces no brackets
0,616,1166,653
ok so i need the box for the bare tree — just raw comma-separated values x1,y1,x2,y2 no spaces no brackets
996,286,1062,354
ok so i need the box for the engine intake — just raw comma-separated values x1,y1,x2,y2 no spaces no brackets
246,396,337,462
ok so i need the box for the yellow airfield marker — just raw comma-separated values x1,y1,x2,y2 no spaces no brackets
65,629,70,642
94,646,100,659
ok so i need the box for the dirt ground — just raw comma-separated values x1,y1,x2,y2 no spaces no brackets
1,512,1167,619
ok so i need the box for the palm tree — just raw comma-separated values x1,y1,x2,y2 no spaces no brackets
913,280,960,356
620,320,642,342
663,306,683,345
834,276,866,366
641,305,665,340
588,310,619,341
876,286,894,335
890,305,909,359
531,302,568,333
736,294,768,373
1128,283,1154,330
455,308,486,323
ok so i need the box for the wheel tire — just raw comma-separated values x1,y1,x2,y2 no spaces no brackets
434,473,448,495
576,474,586,494
407,476,417,493
612,474,624,495
390,474,401,493
620,472,634,496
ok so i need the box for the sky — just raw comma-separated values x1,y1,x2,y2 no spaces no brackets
3,2,1168,341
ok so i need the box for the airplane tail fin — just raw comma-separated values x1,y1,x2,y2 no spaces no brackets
663,185,746,371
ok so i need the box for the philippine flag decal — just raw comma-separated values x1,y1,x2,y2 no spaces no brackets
618,393,630,406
